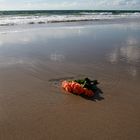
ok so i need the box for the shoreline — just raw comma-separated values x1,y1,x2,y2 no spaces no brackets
1,17,140,36
0,17,140,28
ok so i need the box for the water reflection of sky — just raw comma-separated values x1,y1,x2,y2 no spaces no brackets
0,23,140,78
108,37,140,77
0,26,86,66
120,38,140,63
50,53,65,62
109,37,140,63
0,26,86,45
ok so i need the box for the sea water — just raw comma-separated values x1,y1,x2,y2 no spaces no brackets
0,10,140,26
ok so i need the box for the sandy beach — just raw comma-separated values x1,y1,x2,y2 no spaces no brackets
0,19,140,140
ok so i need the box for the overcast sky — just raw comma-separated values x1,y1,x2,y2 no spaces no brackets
0,0,140,10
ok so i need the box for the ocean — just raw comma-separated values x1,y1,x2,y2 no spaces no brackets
0,10,140,26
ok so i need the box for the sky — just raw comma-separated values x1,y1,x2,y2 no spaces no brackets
0,0,140,10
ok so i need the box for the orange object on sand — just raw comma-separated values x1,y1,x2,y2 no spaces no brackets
62,81,94,97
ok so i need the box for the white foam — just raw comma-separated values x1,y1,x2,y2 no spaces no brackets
0,13,140,26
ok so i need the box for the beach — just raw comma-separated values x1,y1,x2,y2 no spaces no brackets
0,18,140,140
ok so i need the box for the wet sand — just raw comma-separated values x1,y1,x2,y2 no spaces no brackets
0,20,140,140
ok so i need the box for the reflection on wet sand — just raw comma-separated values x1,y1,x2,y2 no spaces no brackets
109,37,140,63
120,45,139,63
108,36,140,77
50,53,65,62
0,22,140,140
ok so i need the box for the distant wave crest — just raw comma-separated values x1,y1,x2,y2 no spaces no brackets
0,10,140,26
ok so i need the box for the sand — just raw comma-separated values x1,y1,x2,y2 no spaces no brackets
0,20,140,140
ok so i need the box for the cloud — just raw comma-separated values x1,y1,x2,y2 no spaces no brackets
0,0,89,10
92,0,140,9
112,0,140,6
25,1,78,9
0,0,140,10
0,1,80,10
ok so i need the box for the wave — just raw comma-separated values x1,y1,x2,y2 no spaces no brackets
0,11,140,26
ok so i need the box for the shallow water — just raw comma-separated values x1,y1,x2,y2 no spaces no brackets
0,21,140,81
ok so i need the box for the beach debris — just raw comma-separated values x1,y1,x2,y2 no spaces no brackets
61,78,99,97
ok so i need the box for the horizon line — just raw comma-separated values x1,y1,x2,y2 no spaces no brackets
0,9,140,11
